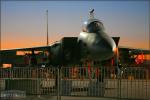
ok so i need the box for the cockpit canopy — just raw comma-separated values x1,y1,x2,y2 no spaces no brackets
82,18,104,33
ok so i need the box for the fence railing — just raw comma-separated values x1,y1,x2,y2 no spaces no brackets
0,66,149,99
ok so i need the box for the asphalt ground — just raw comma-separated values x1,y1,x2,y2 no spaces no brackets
21,96,125,100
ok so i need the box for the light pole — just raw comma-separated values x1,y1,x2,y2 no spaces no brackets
46,10,49,46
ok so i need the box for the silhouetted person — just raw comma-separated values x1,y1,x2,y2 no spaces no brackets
30,53,37,67
24,53,30,66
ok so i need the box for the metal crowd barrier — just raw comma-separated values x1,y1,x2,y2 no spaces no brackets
0,66,149,99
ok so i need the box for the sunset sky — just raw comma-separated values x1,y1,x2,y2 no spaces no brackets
1,1,149,50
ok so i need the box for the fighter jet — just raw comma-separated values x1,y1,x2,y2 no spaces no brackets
0,9,117,67
78,9,116,61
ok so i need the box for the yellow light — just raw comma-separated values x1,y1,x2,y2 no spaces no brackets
3,64,12,68
16,51,25,55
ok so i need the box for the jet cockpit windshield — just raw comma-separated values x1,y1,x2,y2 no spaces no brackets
82,18,104,33
87,21,104,33
82,9,104,33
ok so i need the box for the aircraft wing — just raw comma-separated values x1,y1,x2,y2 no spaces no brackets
0,45,51,65
0,45,51,64
0,46,51,52
118,46,150,55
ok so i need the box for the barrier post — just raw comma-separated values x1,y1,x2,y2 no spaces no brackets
57,67,61,100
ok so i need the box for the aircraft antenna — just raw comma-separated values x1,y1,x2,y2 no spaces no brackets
89,9,94,19
46,10,49,46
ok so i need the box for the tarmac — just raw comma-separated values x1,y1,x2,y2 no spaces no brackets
21,96,126,100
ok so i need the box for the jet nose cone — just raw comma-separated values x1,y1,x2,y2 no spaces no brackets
98,38,115,52
93,37,116,60
105,38,116,57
